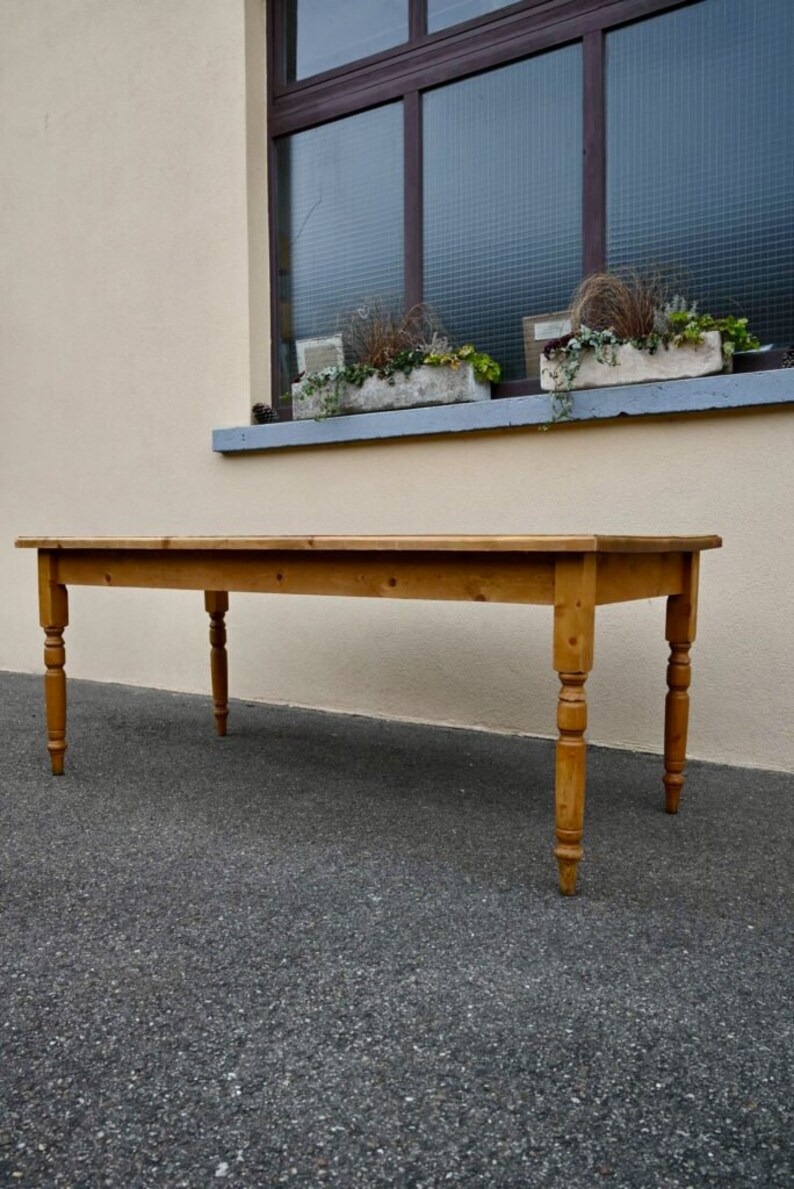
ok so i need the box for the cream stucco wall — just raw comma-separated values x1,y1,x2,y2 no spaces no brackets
2,1,792,772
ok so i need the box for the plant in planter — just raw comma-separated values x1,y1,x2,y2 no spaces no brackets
540,271,759,423
287,302,501,420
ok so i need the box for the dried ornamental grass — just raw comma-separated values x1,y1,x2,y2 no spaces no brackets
569,270,669,340
343,301,446,368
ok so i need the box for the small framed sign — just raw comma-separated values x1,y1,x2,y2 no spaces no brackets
522,312,571,379
296,335,345,375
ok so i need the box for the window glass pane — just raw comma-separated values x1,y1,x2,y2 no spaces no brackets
276,105,404,392
286,0,408,81
423,45,582,381
607,0,794,345
428,1,517,33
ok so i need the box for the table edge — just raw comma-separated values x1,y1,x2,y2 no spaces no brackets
15,534,723,554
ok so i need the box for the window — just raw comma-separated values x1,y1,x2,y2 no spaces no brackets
270,0,794,405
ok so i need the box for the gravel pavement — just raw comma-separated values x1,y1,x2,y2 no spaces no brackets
1,671,792,1187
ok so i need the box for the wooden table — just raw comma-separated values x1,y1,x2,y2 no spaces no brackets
15,534,721,894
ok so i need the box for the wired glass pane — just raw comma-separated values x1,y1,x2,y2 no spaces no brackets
423,44,582,381
607,0,794,345
286,1,408,81
276,105,404,392
428,1,518,32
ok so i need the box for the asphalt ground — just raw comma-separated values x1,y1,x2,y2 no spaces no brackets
1,671,792,1187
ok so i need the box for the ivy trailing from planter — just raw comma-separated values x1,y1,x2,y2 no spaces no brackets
541,327,621,425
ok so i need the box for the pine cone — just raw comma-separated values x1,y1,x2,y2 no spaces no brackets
252,403,279,424
782,349,794,369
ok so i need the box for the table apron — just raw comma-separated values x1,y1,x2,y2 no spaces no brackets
48,549,558,605
595,552,687,604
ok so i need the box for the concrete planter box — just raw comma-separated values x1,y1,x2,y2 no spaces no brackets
292,362,491,419
540,331,724,392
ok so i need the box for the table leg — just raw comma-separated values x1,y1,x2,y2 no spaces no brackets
205,591,229,736
553,555,596,896
38,553,69,775
663,554,699,814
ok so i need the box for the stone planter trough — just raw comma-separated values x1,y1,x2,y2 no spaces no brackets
540,331,724,392
292,362,491,419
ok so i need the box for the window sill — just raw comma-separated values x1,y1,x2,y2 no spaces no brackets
213,370,793,455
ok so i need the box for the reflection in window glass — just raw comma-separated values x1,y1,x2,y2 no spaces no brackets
276,105,404,392
428,1,517,33
286,0,408,81
424,46,582,381
427,0,517,32
607,0,794,345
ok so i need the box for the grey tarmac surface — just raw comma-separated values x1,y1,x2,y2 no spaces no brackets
1,671,792,1188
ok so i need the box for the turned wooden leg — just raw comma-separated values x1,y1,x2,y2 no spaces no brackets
663,555,699,814
552,555,596,896
38,553,69,775
205,591,229,736
555,672,589,895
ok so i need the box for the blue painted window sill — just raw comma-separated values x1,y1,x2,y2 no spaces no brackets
213,370,793,455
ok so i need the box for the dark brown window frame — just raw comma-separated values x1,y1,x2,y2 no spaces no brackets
268,0,696,407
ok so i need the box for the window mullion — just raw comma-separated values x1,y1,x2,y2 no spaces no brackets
410,0,428,41
404,91,424,311
272,1,289,90
268,136,288,413
582,29,606,276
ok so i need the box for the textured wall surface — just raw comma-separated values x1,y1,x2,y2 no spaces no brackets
2,1,792,770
